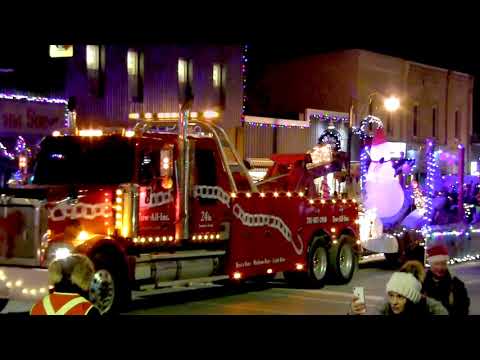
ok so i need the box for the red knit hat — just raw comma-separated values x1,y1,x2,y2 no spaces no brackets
427,244,449,264
371,127,387,146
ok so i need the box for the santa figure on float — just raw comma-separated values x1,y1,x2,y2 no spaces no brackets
364,127,405,220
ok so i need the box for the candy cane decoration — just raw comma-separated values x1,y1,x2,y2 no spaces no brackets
232,203,304,255
49,202,112,222
193,185,231,207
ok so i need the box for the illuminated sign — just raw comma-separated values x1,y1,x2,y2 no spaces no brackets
49,45,73,58
0,98,65,135
309,144,332,165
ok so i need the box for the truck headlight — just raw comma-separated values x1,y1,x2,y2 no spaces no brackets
44,243,74,265
54,247,72,260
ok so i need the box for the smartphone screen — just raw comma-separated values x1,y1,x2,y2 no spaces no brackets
353,287,365,304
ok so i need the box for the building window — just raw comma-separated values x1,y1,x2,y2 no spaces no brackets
455,110,460,139
432,107,437,138
127,49,144,102
413,105,418,137
86,45,105,97
178,58,193,103
212,63,226,108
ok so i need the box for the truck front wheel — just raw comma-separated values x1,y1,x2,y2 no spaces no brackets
328,235,357,284
89,251,131,315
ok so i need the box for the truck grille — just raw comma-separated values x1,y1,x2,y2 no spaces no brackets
0,197,47,267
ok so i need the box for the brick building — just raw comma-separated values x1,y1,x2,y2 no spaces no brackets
246,49,474,163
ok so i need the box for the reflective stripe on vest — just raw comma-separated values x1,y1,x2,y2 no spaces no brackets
40,295,92,315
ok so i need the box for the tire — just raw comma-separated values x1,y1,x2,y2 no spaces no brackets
284,237,329,288
328,235,357,284
0,298,8,313
89,250,131,315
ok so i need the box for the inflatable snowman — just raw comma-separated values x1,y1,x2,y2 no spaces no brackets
364,127,405,219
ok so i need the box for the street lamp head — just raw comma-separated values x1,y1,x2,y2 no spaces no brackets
384,96,400,112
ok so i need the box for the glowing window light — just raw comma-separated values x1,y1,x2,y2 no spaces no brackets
178,58,188,83
86,45,100,71
127,50,138,76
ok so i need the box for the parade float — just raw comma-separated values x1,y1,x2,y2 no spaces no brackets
354,115,480,266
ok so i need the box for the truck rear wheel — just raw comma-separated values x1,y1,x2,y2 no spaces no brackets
89,251,131,315
328,235,357,284
0,298,8,313
284,237,328,288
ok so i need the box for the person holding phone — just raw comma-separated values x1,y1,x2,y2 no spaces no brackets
349,272,447,316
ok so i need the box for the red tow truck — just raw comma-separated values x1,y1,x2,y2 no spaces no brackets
0,111,360,314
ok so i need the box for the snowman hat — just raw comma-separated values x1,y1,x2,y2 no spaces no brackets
372,127,387,146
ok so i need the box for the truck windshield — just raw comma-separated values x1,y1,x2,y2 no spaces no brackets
32,136,135,185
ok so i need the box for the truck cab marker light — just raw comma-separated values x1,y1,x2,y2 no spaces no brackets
309,199,314,204
155,237,160,242
169,236,174,241
342,199,347,204
267,268,273,274
231,193,237,198
246,192,251,198
298,192,304,197
321,199,326,204
216,234,220,239
295,263,304,270
273,192,279,197
260,192,265,198
331,199,336,204
163,236,167,242
5,282,12,288
15,280,22,287
192,235,196,240
287,192,292,197
140,237,146,243
233,272,242,280
148,237,153,243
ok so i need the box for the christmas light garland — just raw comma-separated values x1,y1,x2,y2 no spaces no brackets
0,93,67,105
241,44,248,123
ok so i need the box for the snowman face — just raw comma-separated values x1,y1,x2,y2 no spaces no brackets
369,142,392,162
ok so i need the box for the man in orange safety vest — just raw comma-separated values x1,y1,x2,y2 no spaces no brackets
30,254,100,316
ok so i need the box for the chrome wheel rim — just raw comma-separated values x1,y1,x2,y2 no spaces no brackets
339,243,354,278
312,246,328,280
89,269,115,314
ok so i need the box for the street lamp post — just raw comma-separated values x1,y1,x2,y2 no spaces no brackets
346,93,400,182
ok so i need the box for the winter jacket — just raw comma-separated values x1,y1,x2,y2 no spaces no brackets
423,270,470,317
374,296,448,316
348,296,448,316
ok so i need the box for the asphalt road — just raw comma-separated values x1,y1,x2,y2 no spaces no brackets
3,260,480,315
